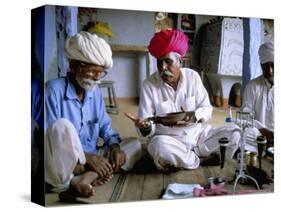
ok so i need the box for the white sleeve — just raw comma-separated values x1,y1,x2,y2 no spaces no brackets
138,80,155,118
138,80,156,136
193,72,213,122
242,81,256,113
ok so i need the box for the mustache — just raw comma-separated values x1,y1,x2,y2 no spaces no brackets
81,78,95,85
160,70,174,77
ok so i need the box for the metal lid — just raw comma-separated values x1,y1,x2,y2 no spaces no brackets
256,135,267,144
219,137,229,144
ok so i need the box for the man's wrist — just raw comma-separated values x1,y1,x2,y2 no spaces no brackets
140,124,152,136
110,143,120,151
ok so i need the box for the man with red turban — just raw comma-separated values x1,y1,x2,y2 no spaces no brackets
126,29,241,171
148,29,189,59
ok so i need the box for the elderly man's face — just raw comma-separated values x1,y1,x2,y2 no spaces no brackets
70,60,107,91
261,62,274,84
157,52,181,84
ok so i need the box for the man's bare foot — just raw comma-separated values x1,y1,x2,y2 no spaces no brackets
71,171,99,197
92,174,114,186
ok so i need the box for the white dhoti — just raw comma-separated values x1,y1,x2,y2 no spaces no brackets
147,123,241,170
195,123,241,159
45,118,142,192
244,127,262,153
147,135,200,170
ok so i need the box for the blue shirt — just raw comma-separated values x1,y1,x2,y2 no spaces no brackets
45,75,121,154
31,80,44,127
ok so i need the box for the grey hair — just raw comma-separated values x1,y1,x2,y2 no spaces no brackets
170,52,182,65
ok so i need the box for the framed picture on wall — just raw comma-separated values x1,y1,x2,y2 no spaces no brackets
180,14,196,31
177,14,196,44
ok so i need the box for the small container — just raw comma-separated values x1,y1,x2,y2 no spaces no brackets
246,152,258,167
214,177,226,186
208,177,214,187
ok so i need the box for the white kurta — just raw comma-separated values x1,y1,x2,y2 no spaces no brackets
139,68,213,139
243,75,274,131
45,118,142,192
138,68,240,170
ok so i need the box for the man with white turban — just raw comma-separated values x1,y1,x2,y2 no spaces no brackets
243,42,274,149
45,31,142,200
125,29,241,171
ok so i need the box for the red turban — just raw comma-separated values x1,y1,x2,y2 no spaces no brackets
148,29,188,59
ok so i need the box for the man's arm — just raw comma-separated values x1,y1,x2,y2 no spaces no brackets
45,85,60,130
124,112,153,137
94,90,126,172
193,71,213,122
137,80,156,137
96,89,121,147
259,128,274,145
242,81,256,112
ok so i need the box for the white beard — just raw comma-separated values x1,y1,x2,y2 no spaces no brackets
161,70,174,77
76,76,97,91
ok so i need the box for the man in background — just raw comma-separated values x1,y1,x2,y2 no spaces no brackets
243,42,274,146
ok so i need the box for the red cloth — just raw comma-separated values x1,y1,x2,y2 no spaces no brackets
148,29,188,59
193,184,228,197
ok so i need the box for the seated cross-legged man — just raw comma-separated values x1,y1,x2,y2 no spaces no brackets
45,32,142,200
126,29,241,171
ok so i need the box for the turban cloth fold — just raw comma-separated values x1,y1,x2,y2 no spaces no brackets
64,31,113,69
258,42,274,64
148,29,188,59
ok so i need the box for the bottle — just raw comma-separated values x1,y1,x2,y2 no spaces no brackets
225,106,233,123
256,135,267,169
218,137,229,169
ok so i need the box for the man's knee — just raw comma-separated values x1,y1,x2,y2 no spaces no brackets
47,118,76,136
147,135,175,159
48,118,74,131
231,130,241,145
147,136,164,155
121,137,142,153
120,138,143,171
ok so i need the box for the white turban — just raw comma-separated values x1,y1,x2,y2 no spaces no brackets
64,31,113,69
258,42,274,64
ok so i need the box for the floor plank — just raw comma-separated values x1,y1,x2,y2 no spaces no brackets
117,174,145,202
141,173,164,200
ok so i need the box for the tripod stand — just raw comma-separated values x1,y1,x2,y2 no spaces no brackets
232,110,260,193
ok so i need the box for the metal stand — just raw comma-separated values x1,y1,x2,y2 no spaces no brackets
232,110,260,194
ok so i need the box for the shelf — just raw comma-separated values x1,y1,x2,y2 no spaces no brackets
110,44,148,52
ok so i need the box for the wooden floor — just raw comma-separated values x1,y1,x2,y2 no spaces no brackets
46,155,273,206
45,99,274,206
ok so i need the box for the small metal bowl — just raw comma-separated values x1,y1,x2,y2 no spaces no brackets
148,111,195,126
213,177,226,186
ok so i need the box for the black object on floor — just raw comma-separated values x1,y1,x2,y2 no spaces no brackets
200,154,221,166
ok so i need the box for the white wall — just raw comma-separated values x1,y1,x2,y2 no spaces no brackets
44,5,58,81
94,9,155,98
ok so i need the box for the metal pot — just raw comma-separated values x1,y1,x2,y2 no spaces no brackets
147,111,195,126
